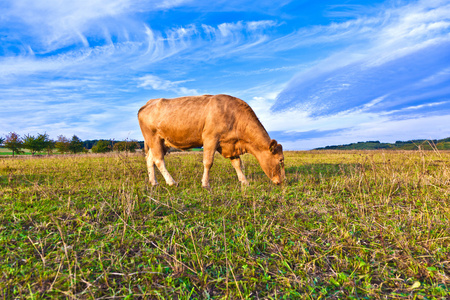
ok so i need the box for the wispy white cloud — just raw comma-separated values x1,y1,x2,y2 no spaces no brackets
0,18,280,80
269,0,450,64
137,75,198,95
3,0,128,50
1,0,194,52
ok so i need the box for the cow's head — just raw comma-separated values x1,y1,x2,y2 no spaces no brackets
260,139,285,185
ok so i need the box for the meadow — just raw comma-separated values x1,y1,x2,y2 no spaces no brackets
0,150,449,299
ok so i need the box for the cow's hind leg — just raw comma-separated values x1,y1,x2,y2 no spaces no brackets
201,141,218,188
230,156,249,185
153,140,177,186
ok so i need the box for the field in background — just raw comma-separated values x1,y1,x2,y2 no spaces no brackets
1,150,449,299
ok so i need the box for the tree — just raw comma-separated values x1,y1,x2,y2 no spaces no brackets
22,134,39,155
4,132,24,157
22,133,51,155
83,139,99,150
69,135,84,154
55,135,70,154
91,140,112,153
113,141,140,153
44,137,56,155
0,136,4,146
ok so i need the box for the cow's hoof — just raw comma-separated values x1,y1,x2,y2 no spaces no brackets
241,180,249,186
168,181,178,187
150,182,159,186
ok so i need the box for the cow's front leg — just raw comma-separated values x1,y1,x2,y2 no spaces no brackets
230,156,249,185
146,149,158,186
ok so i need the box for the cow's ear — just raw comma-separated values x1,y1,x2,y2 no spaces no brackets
269,139,278,153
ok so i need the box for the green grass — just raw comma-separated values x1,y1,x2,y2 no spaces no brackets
0,148,50,156
1,150,449,299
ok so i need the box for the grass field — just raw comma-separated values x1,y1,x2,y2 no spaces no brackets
1,150,449,299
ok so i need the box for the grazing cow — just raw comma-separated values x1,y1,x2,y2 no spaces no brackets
138,94,285,188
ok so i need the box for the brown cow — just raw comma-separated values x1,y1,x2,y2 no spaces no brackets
138,94,285,188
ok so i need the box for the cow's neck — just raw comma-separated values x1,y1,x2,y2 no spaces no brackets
241,122,271,155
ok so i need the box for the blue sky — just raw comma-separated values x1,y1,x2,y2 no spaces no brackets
1,0,449,150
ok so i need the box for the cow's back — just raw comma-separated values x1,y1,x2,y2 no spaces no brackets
138,94,260,150
139,95,221,149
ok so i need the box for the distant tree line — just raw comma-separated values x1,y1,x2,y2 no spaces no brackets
315,137,450,150
0,132,142,156
83,139,141,153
